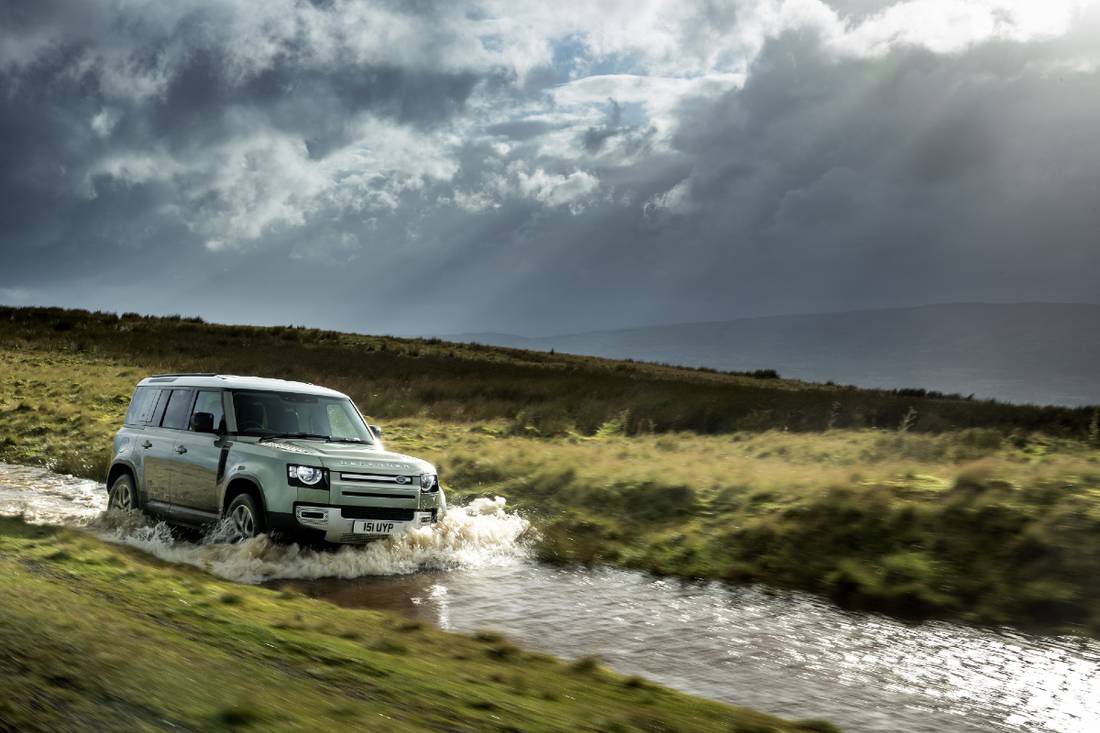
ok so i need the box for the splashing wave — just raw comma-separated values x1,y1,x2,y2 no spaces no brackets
1,462,530,583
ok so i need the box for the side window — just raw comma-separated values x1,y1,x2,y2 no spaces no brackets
160,389,195,430
232,392,269,433
124,387,166,426
124,387,151,426
191,391,225,433
149,389,169,426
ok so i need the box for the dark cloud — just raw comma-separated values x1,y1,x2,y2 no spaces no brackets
581,100,624,153
1,1,1098,335
484,119,562,140
821,0,898,21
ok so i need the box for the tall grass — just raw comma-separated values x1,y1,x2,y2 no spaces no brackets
2,305,1094,439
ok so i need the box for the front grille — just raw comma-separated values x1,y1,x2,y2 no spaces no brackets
340,472,416,484
340,506,415,521
342,490,412,499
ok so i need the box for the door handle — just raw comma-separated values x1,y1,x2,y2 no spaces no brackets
175,445,188,454
141,440,153,449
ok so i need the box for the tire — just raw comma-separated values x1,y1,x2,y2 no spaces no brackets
107,473,138,512
226,493,265,542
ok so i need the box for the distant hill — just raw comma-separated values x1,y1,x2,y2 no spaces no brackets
2,304,1095,443
450,303,1100,407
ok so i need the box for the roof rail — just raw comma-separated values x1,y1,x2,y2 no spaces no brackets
148,372,220,378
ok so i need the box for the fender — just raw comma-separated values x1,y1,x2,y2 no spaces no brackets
107,458,142,502
217,467,267,517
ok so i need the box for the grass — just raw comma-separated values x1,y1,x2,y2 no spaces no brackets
0,516,836,732
0,348,137,478
1,306,1099,634
2,305,1096,438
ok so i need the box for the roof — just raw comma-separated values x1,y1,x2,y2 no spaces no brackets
136,374,347,398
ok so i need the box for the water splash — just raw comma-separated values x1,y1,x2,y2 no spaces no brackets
94,498,529,583
0,462,531,583
0,462,106,524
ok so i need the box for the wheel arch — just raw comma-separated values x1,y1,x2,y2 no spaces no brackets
222,476,267,518
107,461,137,493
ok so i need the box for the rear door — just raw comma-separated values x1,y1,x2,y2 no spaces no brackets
133,388,174,507
171,389,225,514
155,388,195,508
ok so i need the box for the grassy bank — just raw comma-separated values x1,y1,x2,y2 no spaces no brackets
389,422,1100,633
0,517,834,732
2,310,1099,634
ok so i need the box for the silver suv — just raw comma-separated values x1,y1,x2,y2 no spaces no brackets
106,374,445,543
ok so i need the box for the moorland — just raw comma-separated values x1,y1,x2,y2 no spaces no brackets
2,305,1098,634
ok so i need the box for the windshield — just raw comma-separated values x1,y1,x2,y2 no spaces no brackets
230,390,373,443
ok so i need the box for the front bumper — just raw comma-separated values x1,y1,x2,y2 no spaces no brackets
293,504,437,544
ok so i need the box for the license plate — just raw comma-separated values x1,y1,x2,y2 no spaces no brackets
352,519,410,535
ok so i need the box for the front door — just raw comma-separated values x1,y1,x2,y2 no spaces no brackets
171,389,225,514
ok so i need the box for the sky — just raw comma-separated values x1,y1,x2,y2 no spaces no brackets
1,0,1098,336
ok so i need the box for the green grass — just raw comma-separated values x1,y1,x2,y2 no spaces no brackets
0,516,835,732
1,306,1099,634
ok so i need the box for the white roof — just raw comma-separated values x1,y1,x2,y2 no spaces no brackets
137,374,347,398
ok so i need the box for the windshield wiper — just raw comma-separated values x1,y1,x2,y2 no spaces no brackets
325,437,372,444
256,432,331,443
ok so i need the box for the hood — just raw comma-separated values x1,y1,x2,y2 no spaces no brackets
261,439,435,475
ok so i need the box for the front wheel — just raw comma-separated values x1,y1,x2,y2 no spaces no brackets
226,493,265,542
107,474,138,512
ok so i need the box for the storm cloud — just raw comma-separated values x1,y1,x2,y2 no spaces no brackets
1,1,1098,335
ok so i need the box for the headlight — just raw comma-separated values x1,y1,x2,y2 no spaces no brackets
288,464,326,487
420,473,438,491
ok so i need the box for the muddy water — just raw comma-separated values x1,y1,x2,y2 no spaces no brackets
1,462,1097,733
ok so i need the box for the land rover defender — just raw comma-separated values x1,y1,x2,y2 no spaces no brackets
106,374,445,543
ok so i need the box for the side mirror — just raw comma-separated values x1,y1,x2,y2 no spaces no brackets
190,412,215,433
369,424,383,437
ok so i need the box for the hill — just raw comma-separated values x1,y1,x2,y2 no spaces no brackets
0,304,1095,441
450,303,1100,407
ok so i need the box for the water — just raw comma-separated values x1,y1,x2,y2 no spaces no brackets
1,462,1097,733
0,463,527,582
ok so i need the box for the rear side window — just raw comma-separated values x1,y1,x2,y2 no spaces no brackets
124,387,164,427
160,389,195,430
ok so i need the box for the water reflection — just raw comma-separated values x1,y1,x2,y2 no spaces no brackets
280,563,1100,733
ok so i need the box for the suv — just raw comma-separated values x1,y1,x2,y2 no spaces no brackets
106,374,445,543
